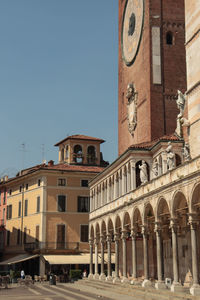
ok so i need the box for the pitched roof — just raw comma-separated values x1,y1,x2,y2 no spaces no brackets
129,135,182,150
54,134,105,146
43,163,105,173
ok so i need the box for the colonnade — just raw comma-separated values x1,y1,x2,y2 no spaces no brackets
89,183,200,296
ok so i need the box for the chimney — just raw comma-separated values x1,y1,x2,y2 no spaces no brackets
48,160,54,166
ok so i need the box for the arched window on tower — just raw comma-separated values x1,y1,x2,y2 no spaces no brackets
166,31,173,45
65,145,69,159
73,145,83,164
61,148,64,161
87,146,96,165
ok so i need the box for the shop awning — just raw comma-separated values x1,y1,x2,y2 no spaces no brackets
43,253,115,265
0,254,39,265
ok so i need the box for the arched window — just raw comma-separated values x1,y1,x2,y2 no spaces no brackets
73,145,83,164
65,145,69,159
87,146,96,165
166,31,173,45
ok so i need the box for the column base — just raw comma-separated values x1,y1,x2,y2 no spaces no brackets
113,277,121,283
93,273,99,280
106,275,113,282
142,279,152,287
171,282,183,292
99,273,106,281
88,273,94,280
121,276,129,284
131,279,141,286
155,281,167,290
190,284,200,296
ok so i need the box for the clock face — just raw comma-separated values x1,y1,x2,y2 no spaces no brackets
121,0,144,66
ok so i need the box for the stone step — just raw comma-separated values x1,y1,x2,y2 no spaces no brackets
75,278,198,300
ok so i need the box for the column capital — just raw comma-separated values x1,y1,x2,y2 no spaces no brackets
141,225,148,236
121,230,127,240
94,237,99,245
188,213,199,229
114,233,120,242
100,235,105,244
106,233,112,243
131,227,137,238
169,218,178,232
130,159,136,167
89,238,93,245
154,222,162,233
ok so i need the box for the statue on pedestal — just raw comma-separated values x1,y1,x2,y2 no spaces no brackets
166,142,175,170
139,160,148,184
183,142,191,161
175,90,190,137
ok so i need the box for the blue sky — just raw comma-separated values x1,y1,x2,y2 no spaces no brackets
0,0,118,177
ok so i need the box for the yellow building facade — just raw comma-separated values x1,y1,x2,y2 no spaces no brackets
0,135,106,277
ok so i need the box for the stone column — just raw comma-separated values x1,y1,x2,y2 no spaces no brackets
130,160,136,191
130,228,138,284
113,233,120,283
127,164,130,192
121,231,129,283
93,238,99,279
90,190,93,212
170,219,183,292
100,184,103,207
107,179,110,203
154,223,166,289
122,170,125,195
99,236,106,280
188,214,200,296
106,234,112,281
142,226,151,287
114,175,118,200
88,239,94,279
119,173,122,196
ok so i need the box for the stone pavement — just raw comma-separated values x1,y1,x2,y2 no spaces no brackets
0,279,199,300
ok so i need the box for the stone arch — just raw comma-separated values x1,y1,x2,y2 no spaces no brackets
144,202,155,232
190,183,200,214
122,211,131,232
114,215,122,234
95,222,100,238
172,190,188,218
156,197,170,221
90,224,95,240
132,207,142,233
101,220,107,237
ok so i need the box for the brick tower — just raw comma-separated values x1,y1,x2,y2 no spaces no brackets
118,0,186,155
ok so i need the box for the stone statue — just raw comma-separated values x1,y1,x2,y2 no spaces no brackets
183,142,191,161
152,160,158,177
139,160,148,184
175,90,190,137
126,83,137,136
166,142,175,170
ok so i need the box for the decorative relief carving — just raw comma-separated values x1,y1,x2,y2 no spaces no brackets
126,83,138,136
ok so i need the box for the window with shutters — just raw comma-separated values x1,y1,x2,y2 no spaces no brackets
24,200,28,216
6,205,12,220
18,201,21,217
57,195,66,212
36,196,40,213
77,196,89,212
24,227,27,244
57,224,65,249
80,225,88,242
58,178,66,186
